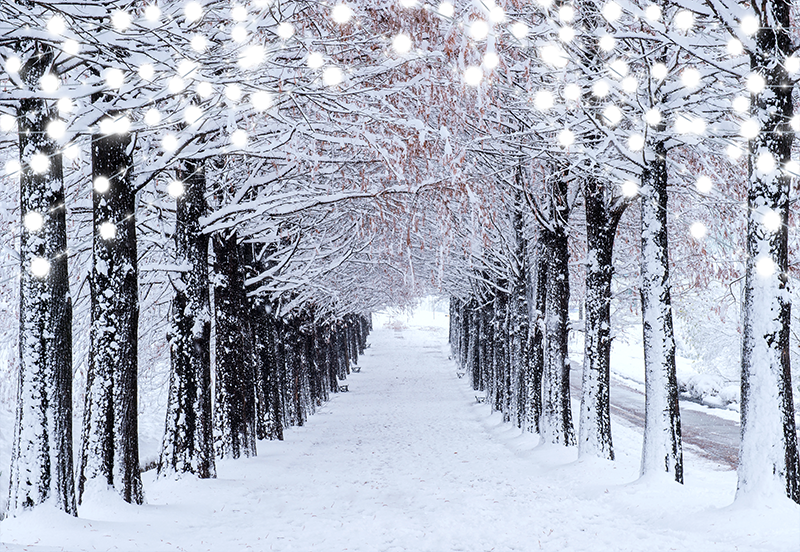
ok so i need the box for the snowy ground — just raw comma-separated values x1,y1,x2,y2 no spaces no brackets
1,308,798,551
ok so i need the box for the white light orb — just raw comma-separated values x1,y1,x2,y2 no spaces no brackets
541,44,569,68
489,6,505,23
332,4,353,23
94,176,110,193
197,81,213,98
696,175,713,193
609,59,628,78
740,15,758,36
162,133,179,152
559,5,575,22
138,63,155,81
323,66,344,86
63,144,80,160
726,144,743,160
645,4,661,21
277,22,294,39
230,129,248,147
24,212,44,232
30,257,51,278
105,68,125,89
399,0,417,6
621,76,638,93
464,66,483,86
191,34,207,52
592,80,610,97
602,2,622,22
112,10,131,31
167,179,185,198
674,10,694,30
40,73,60,93
483,52,499,69
599,35,615,52
628,133,644,151
740,118,760,139
621,180,639,197
6,56,22,74
393,33,412,54
232,4,248,21
786,56,800,74
184,104,203,125
307,52,324,69
144,108,161,127
563,83,581,101
99,221,117,240
727,39,743,56
645,108,662,126
114,116,130,135
559,26,575,42
168,76,186,93
756,151,775,173
145,4,162,22
746,73,765,94
603,105,623,126
783,160,799,175
791,115,800,131
251,91,272,111
57,97,73,114
62,39,80,56
755,256,775,277
225,84,242,102
689,221,707,239
47,16,67,35
437,2,455,18
537,0,553,8
510,22,528,39
29,153,50,174
558,128,575,147
470,20,489,41
732,96,750,113
681,67,700,88
232,25,248,42
651,62,667,80
239,45,266,69
534,89,554,110
185,1,203,23
761,209,781,232
0,114,15,132
46,120,66,140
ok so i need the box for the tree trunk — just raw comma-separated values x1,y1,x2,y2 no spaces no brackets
578,177,621,460
213,232,257,459
639,142,683,483
523,240,546,434
737,6,800,502
79,114,143,504
159,160,215,479
540,228,575,446
9,44,76,515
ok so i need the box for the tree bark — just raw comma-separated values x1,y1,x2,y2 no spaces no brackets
737,2,800,502
639,142,683,483
159,160,215,479
80,114,143,504
9,43,76,515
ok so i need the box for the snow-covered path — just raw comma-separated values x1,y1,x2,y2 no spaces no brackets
2,315,798,551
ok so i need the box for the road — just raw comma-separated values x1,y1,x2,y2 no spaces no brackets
569,367,741,469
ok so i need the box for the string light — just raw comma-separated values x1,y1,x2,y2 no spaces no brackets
755,256,775,277
29,153,50,174
99,221,117,240
464,66,483,86
277,22,295,39
57,97,73,114
144,4,161,22
0,114,15,132
488,5,505,24
437,2,455,18
470,20,489,41
24,212,44,232
323,66,344,86
231,4,248,21
483,52,499,70
644,108,661,126
144,108,162,126
162,134,179,152
559,5,575,22
105,68,125,89
191,34,207,52
534,89,554,110
185,2,203,23
197,81,213,98
628,133,644,151
603,105,623,126
30,257,51,278
510,22,528,39
225,84,243,102
47,16,67,35
230,129,248,147
674,10,694,31
232,26,248,43
138,63,155,81
746,73,765,94
184,104,203,125
690,221,707,239
251,91,272,111
602,2,622,22
94,176,110,193
621,180,639,197
40,74,60,93
740,15,758,36
168,180,185,198
645,4,661,22
558,129,574,147
696,175,713,193
111,10,131,31
563,83,581,101
5,56,21,73
393,33,412,54
46,120,67,140
332,4,353,23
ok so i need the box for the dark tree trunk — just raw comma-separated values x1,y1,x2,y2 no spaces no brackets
578,177,622,460
639,142,683,483
159,160,215,479
9,43,76,516
213,232,257,459
523,240,546,434
738,3,800,503
80,111,143,504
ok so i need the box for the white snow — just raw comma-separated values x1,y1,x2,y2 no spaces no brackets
1,307,798,551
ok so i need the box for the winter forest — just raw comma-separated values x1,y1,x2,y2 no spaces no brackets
0,0,799,550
